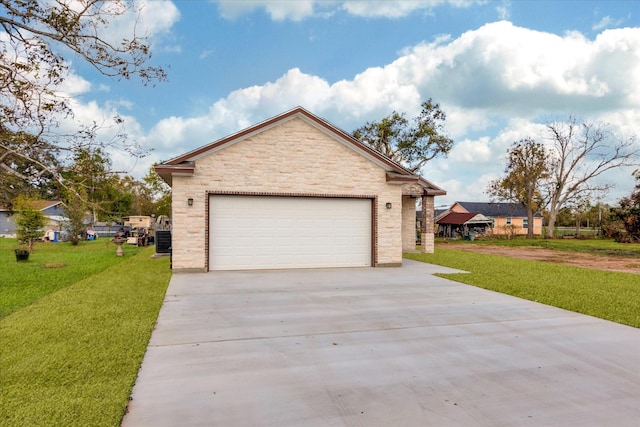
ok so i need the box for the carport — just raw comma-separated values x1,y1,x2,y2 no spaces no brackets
122,261,640,426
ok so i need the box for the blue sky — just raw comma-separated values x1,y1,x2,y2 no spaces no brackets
62,0,639,206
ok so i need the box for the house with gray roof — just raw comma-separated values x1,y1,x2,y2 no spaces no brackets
442,201,543,236
0,200,67,238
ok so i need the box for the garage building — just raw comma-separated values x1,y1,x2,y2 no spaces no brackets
156,107,446,272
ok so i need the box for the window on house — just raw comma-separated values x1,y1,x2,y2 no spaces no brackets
506,217,512,225
522,218,528,229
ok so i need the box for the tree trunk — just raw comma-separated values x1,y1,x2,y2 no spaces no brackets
546,208,558,238
527,207,535,238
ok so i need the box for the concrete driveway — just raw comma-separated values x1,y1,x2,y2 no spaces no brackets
122,260,640,427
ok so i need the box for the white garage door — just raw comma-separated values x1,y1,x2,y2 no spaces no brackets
209,196,372,270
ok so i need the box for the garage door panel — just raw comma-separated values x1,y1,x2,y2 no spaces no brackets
209,196,372,270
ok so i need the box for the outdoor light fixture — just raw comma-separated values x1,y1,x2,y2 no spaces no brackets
188,198,194,206
386,202,392,209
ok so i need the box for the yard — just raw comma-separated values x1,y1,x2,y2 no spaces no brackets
1,237,638,426
0,238,171,427
436,238,640,274
439,236,640,258
407,238,640,328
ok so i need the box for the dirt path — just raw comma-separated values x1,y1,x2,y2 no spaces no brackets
437,243,640,275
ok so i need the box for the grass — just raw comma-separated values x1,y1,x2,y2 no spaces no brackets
439,236,640,258
405,248,640,328
0,238,143,319
2,236,636,424
0,244,171,427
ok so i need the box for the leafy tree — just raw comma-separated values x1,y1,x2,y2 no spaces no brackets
62,186,89,246
554,207,574,228
143,164,171,217
0,127,59,207
60,148,153,222
0,0,166,196
567,197,591,235
588,202,611,231
13,195,45,253
62,147,112,221
352,99,454,173
119,174,153,216
610,170,640,242
486,138,549,238
555,201,612,234
543,117,639,238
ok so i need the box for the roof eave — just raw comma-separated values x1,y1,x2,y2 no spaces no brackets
418,177,447,196
386,172,419,184
154,162,195,186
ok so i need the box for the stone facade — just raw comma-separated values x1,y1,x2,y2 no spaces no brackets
421,195,435,253
401,195,417,252
171,117,405,271
159,108,446,272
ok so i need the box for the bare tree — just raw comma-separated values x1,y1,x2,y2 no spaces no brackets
544,117,639,238
0,0,166,200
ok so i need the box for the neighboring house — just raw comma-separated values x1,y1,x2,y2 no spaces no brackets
436,212,493,238
443,201,543,236
124,216,154,229
155,106,446,272
0,200,66,238
416,208,448,234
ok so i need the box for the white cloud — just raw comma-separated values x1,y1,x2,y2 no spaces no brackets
400,22,640,117
105,99,135,111
216,0,318,21
592,15,624,31
109,0,180,40
137,0,180,35
199,49,215,60
86,0,181,52
56,71,92,97
596,108,640,137
329,65,422,123
89,21,639,203
496,1,510,20
341,1,447,18
441,105,495,138
215,0,482,21
449,137,494,163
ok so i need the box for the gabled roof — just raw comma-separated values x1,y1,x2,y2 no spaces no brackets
416,209,448,221
453,202,542,218
437,212,492,225
434,209,451,222
155,106,446,196
0,200,62,212
31,200,63,211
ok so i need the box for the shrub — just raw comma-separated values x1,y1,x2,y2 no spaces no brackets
13,196,45,253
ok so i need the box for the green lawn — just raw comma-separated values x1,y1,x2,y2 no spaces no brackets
1,241,171,427
0,238,143,319
405,248,640,328
439,237,640,258
2,237,637,425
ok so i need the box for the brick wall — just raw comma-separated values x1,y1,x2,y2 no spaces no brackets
171,117,404,271
402,195,417,252
421,195,435,253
